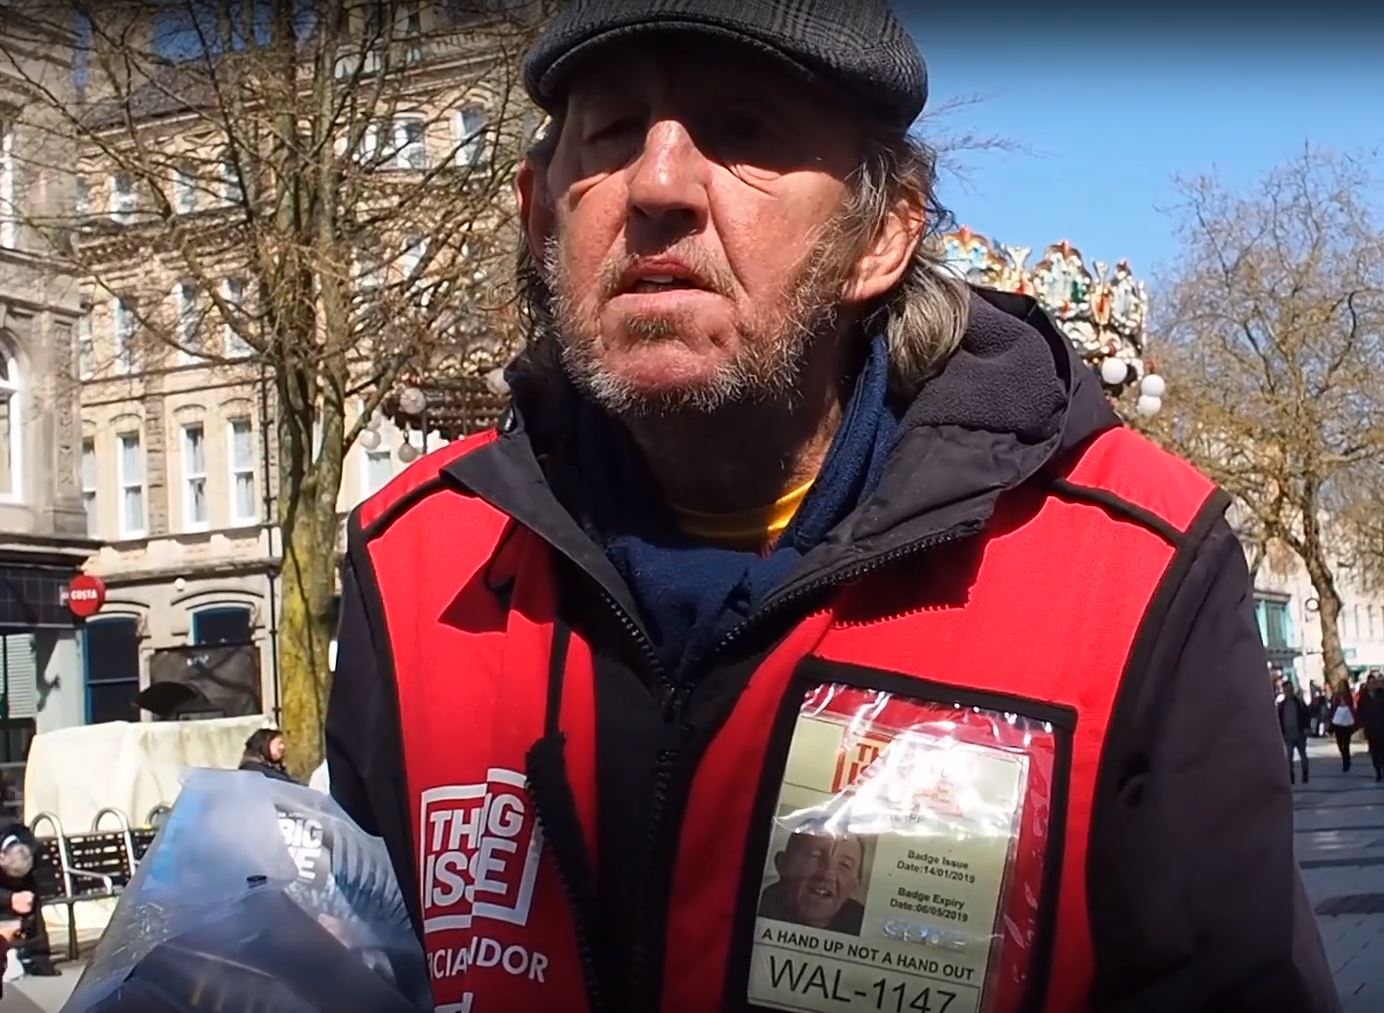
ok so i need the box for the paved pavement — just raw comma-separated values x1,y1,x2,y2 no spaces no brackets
3,964,78,1012
1295,735,1384,1013
3,737,1381,1012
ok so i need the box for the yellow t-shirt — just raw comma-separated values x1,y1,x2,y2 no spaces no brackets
667,478,816,551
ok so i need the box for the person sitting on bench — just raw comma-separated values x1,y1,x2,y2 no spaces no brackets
0,827,58,976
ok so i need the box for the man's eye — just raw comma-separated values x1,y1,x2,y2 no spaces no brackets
714,112,770,143
585,116,641,143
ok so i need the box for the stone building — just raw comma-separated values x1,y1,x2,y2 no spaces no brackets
1253,553,1384,692
0,7,96,758
0,1,532,736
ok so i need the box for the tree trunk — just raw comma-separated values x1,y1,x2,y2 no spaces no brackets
1307,559,1350,692
1301,502,1350,692
276,436,342,777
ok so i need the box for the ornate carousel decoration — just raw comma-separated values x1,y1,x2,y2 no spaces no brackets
940,227,1165,417
358,327,515,461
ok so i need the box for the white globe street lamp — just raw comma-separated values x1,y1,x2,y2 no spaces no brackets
1139,373,1166,399
398,386,427,417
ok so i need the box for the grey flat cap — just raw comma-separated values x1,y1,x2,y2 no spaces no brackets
523,0,927,131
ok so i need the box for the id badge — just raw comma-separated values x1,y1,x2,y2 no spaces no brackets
745,677,1066,1013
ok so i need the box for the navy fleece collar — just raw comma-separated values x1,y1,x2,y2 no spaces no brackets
579,335,897,679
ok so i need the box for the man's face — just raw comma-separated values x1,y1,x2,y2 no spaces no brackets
774,829,864,928
526,37,870,417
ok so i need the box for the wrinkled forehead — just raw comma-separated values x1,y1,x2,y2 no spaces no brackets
562,34,848,123
787,826,865,863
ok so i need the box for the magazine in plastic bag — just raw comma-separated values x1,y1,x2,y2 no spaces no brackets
61,768,431,1013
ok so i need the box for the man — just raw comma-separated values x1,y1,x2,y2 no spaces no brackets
1309,681,1327,737
1280,681,1312,784
326,2,1337,1011
0,828,57,978
757,825,866,935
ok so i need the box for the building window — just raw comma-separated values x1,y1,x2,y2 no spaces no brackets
173,162,197,214
76,307,95,379
220,152,243,206
453,106,486,167
376,116,423,170
393,117,427,170
363,444,392,496
113,296,138,374
1260,598,1292,653
192,606,252,646
82,438,97,536
174,280,200,362
0,118,16,249
403,0,423,62
110,171,136,223
84,617,141,724
222,277,250,356
181,423,208,530
229,419,257,524
354,247,385,298
398,230,426,280
75,175,91,220
117,431,145,537
0,344,18,501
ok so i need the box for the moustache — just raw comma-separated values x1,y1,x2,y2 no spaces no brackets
594,247,736,301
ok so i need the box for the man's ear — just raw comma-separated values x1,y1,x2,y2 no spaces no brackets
842,196,924,306
517,158,554,261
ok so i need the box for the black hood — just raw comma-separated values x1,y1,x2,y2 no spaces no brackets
449,286,1120,613
837,287,1116,540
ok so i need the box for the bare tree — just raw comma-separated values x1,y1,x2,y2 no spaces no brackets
2,0,545,769
1150,147,1384,689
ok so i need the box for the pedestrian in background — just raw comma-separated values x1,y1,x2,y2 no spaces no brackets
1309,682,1328,737
0,826,57,978
1358,674,1384,783
1330,680,1358,772
1279,681,1311,784
238,728,300,784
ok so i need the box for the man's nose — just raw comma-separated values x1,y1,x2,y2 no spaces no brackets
626,119,709,239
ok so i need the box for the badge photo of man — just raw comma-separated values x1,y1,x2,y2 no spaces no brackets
758,818,871,936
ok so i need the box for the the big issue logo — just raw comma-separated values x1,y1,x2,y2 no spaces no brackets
420,767,546,1013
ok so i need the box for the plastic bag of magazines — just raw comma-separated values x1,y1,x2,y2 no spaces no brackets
61,769,431,1013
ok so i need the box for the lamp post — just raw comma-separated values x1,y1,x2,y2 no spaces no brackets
396,385,429,462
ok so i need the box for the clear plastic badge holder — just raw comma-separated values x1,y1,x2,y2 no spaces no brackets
749,683,1057,1013
61,769,431,1013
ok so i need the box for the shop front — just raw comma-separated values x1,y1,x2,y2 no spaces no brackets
0,545,94,764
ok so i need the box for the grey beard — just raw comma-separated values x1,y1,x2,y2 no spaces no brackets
540,222,855,420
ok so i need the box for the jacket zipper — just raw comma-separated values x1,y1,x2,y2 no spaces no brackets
593,588,687,1012
525,775,610,1013
580,520,981,1011
712,519,984,659
625,739,683,1011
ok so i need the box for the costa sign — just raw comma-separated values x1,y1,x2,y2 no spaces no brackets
65,574,107,618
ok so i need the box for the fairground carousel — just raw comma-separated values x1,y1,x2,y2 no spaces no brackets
940,227,1165,419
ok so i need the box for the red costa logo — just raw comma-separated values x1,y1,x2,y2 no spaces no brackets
419,768,543,934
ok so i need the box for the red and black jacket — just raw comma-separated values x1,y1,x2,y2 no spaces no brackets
327,290,1337,1013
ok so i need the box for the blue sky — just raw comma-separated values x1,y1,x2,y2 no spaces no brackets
906,9,1384,286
